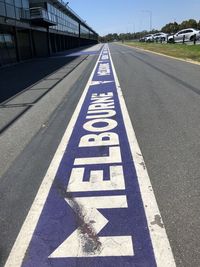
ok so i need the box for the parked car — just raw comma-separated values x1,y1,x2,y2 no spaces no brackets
153,32,168,42
139,36,146,42
168,28,200,43
144,34,154,42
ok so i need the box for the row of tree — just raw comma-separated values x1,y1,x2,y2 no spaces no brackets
162,19,200,33
99,19,200,42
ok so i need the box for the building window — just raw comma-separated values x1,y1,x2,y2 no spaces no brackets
0,1,6,16
14,0,22,8
22,0,29,9
15,6,21,19
0,34,17,66
6,4,16,18
5,0,14,5
47,3,79,36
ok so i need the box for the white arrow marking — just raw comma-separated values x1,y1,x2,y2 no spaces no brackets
49,195,134,258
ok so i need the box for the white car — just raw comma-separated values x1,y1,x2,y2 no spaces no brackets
153,32,168,42
168,28,200,43
144,34,154,42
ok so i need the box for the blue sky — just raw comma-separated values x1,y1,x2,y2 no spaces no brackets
70,0,200,36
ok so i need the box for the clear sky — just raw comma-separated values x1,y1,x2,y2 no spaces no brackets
69,0,200,36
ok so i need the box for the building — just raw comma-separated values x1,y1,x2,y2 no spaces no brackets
0,0,98,66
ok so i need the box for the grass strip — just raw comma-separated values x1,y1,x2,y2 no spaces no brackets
124,41,200,62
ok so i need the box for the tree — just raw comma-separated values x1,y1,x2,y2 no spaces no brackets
161,22,179,34
187,19,198,28
179,19,197,30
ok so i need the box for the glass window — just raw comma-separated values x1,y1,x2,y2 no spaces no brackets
14,0,22,7
0,35,5,49
15,6,21,19
22,0,29,8
48,5,79,35
0,34,16,65
0,2,6,16
179,30,187,35
6,4,16,18
47,3,51,12
4,34,13,47
5,0,14,4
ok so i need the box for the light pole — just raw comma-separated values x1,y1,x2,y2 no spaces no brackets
133,22,135,33
141,10,152,32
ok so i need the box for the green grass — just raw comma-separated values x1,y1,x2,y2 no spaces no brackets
124,41,200,62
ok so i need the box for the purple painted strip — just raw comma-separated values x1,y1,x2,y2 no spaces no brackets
21,45,157,267
66,51,100,57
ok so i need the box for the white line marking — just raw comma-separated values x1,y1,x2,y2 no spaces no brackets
108,45,176,267
5,46,104,267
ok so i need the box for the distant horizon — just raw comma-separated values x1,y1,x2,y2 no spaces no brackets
69,0,200,36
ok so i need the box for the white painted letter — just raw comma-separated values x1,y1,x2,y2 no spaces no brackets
67,165,125,192
74,146,121,165
83,118,117,132
86,109,116,119
79,132,119,147
88,102,114,110
49,195,134,258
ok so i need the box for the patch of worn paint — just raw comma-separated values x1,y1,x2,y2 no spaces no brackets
151,215,164,229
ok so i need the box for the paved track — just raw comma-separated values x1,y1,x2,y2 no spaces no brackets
110,43,200,267
1,43,200,266
0,50,98,266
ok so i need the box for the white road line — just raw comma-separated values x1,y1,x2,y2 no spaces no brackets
109,45,176,266
5,47,104,267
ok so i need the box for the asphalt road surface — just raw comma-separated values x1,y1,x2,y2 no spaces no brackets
1,43,200,267
110,43,200,267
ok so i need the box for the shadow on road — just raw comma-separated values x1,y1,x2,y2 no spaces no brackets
0,55,78,104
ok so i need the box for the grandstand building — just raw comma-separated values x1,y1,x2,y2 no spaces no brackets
0,0,98,66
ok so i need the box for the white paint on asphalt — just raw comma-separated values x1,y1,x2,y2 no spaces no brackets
90,81,114,85
49,195,134,258
67,165,125,192
5,44,176,266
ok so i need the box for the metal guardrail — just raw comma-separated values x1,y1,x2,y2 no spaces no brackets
139,35,200,45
